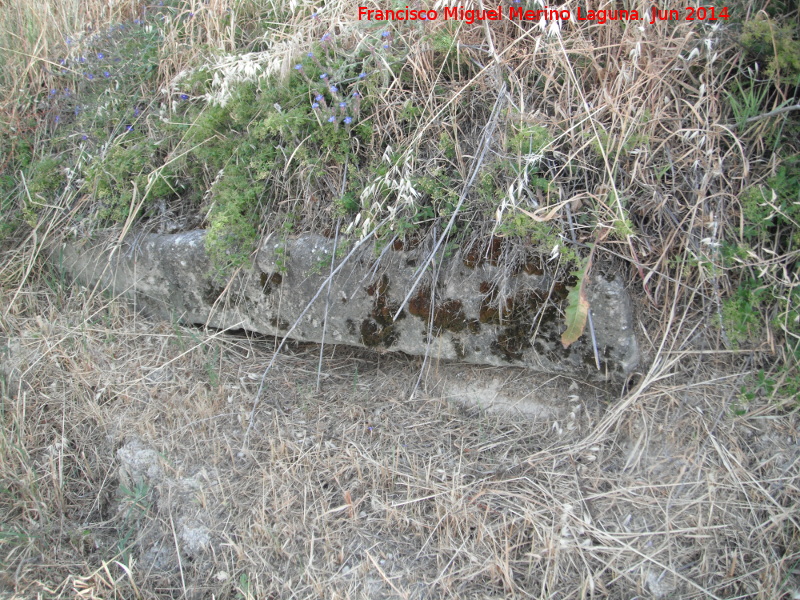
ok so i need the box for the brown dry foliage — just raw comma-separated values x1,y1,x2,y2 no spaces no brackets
0,283,798,599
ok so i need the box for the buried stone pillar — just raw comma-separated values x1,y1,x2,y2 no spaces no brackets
58,230,639,381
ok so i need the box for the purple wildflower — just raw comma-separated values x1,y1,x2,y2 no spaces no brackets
54,115,60,123
381,31,390,37
344,116,352,124
295,64,302,70
312,102,319,109
359,72,367,79
307,52,314,58
329,85,337,93
79,56,86,63
87,73,94,80
352,91,360,98
315,94,324,102
320,73,328,79
126,125,134,132
103,71,111,78
50,89,57,95
81,134,88,141
339,102,346,108
97,53,104,59
180,93,189,100
327,116,336,123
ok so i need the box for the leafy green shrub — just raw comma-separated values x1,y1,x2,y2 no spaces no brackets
335,193,359,215
720,279,768,349
739,161,800,247
171,27,403,277
508,124,552,156
23,157,66,224
205,192,259,280
87,139,179,223
740,16,800,80
26,157,65,199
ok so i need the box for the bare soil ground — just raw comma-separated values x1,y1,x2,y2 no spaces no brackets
1,284,798,599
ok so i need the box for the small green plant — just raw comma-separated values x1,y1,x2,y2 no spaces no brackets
720,279,767,348
117,481,152,564
205,345,220,387
22,157,66,224
741,369,778,403
273,245,289,274
740,16,800,80
496,212,548,239
311,238,350,274
236,572,253,600
438,131,456,160
611,215,636,239
204,169,260,281
726,78,771,128
89,138,180,223
739,162,800,247
412,171,459,218
0,526,35,546
585,126,648,160
335,193,359,215
508,124,552,156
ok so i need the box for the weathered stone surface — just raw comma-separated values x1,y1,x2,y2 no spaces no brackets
58,230,639,380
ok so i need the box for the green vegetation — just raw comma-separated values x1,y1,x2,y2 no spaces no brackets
707,6,800,402
740,16,800,80
88,138,182,222
117,481,152,564
23,156,66,224
720,279,768,349
739,162,800,247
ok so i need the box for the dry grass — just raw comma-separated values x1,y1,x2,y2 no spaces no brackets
0,0,140,130
1,1,798,598
1,280,797,599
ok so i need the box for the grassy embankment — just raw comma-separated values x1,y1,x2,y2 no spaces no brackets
0,0,798,597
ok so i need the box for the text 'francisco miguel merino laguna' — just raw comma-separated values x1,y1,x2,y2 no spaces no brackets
358,6,643,24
